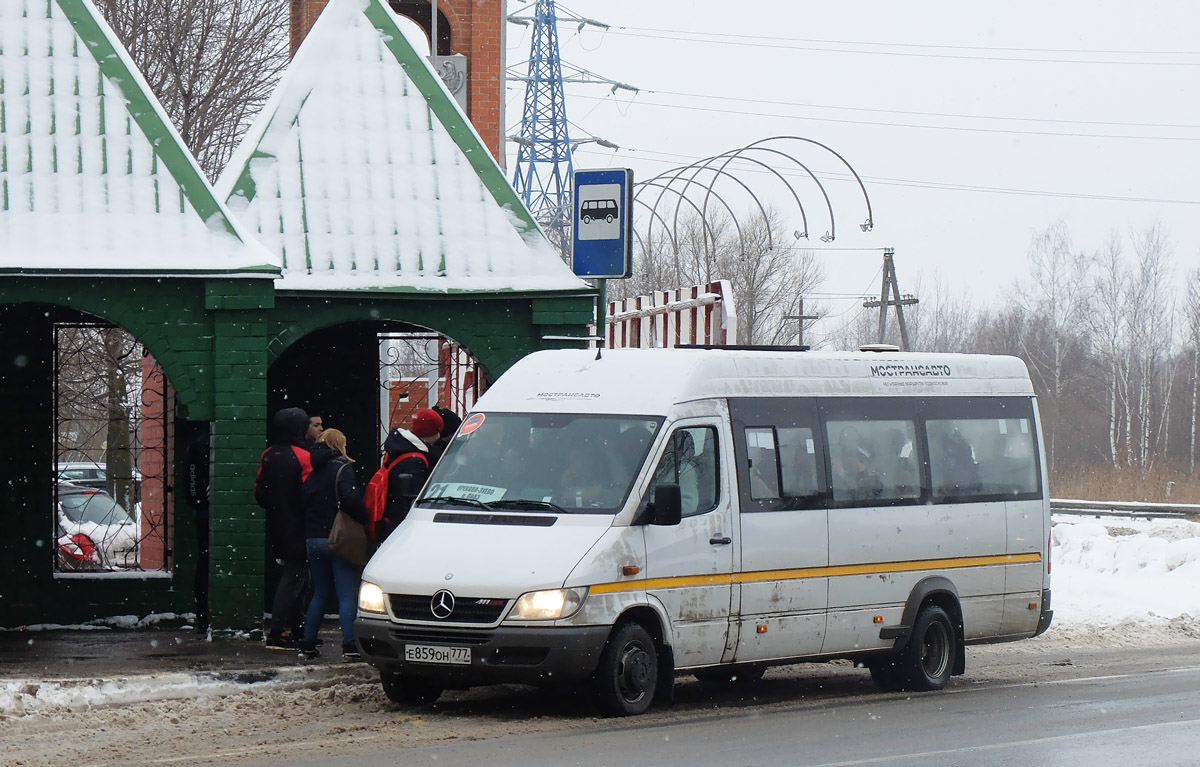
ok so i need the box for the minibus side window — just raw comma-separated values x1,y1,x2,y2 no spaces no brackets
729,397,826,512
826,419,920,505
926,417,1038,500
649,426,719,517
745,427,780,500
778,426,820,500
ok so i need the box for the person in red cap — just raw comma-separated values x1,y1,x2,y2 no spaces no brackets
376,408,443,542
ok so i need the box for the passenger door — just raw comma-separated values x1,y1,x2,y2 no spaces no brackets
641,423,736,668
729,398,829,663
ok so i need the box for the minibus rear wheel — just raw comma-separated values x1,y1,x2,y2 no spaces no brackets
902,603,955,690
868,604,956,692
592,621,658,716
380,671,443,706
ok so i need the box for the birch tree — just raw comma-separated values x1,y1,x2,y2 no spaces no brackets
1125,224,1175,468
1185,268,1200,473
1088,232,1130,466
1014,222,1092,467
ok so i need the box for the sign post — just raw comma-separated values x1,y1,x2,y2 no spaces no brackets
571,168,633,279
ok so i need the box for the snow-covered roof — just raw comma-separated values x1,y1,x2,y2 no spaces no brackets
217,0,587,294
0,0,279,277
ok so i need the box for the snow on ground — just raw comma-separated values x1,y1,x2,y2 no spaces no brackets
1047,514,1200,645
0,667,358,717
2,516,1198,716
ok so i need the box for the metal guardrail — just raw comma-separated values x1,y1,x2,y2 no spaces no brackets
1050,498,1200,521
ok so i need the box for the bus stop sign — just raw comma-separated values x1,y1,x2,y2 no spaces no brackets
572,168,632,279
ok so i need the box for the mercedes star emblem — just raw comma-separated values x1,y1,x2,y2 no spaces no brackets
430,589,456,619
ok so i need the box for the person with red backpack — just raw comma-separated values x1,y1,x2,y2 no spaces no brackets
373,408,442,543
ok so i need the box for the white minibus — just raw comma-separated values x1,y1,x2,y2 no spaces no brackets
355,348,1053,715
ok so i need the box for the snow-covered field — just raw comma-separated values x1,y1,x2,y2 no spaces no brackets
3,515,1199,718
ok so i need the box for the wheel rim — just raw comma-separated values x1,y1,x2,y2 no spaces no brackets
616,639,654,704
920,621,951,679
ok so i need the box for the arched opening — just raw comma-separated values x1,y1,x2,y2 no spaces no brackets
0,302,195,626
389,1,454,55
52,320,173,575
268,320,487,464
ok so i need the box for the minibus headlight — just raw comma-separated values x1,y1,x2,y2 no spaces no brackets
510,587,588,620
358,581,387,614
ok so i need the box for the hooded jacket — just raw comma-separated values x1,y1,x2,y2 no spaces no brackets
378,427,431,541
302,443,367,540
254,408,312,563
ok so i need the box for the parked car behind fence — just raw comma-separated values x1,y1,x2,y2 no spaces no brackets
56,482,139,570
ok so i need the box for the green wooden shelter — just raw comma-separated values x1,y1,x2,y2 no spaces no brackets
0,0,593,632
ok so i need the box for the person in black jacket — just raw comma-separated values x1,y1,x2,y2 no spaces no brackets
182,424,212,634
254,407,312,650
298,428,368,661
376,408,442,542
427,406,462,467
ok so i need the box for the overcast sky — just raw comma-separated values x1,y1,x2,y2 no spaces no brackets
501,1,1200,332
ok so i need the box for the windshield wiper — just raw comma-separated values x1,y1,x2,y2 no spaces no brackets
489,498,571,514
421,496,494,511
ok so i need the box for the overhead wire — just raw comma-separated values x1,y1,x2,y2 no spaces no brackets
601,27,1200,67
611,24,1200,58
562,91,1200,143
571,145,1200,205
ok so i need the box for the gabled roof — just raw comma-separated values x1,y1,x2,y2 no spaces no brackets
217,0,587,294
0,0,279,276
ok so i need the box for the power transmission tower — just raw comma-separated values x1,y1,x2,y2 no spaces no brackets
507,1,633,256
862,248,918,350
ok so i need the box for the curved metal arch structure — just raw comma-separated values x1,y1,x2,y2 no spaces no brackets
631,135,874,265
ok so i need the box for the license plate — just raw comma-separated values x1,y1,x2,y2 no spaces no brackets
404,644,471,665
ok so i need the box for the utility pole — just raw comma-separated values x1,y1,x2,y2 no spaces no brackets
783,297,820,349
862,248,918,350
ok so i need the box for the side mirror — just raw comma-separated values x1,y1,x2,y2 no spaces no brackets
651,484,682,526
395,473,419,498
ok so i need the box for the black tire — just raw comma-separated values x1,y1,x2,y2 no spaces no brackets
868,604,956,692
582,214,592,224
867,659,905,692
592,622,658,716
693,664,766,685
380,671,443,706
605,214,615,223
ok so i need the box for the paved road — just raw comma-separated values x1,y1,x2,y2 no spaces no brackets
269,645,1200,767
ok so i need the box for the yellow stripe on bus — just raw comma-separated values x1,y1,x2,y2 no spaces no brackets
588,552,1041,595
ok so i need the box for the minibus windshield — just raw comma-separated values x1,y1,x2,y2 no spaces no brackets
420,413,663,513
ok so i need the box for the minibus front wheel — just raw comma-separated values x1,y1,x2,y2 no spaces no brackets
380,671,443,706
592,621,658,716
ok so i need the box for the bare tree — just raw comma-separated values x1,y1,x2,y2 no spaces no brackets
1088,231,1130,467
96,0,289,180
613,208,824,345
1013,221,1092,467
905,274,979,353
1185,268,1200,473
1125,223,1176,469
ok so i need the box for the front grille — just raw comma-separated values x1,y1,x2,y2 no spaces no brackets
389,593,509,623
387,626,495,646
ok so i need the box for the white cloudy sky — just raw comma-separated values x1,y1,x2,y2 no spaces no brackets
502,0,1200,327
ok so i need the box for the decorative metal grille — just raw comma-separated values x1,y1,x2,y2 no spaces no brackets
53,323,171,574
377,333,486,445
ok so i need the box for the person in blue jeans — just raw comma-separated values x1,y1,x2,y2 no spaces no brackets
298,428,368,661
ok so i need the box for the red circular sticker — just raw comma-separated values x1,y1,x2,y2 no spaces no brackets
459,413,486,435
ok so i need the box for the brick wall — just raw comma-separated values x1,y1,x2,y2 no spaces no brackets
290,0,506,167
